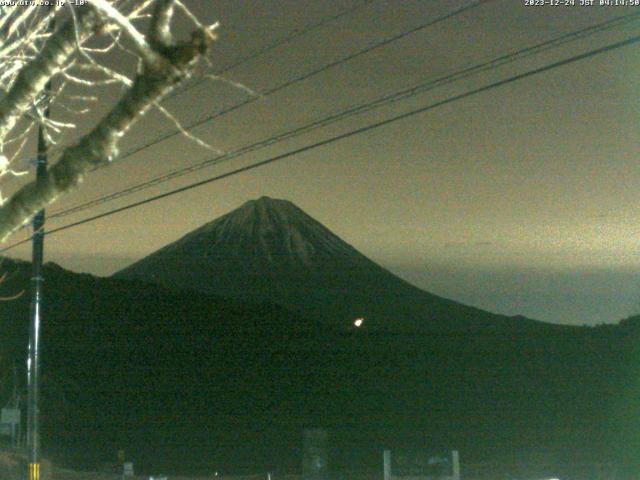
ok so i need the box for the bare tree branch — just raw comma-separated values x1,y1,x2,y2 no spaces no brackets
87,0,162,66
0,1,218,241
0,6,100,147
149,0,175,48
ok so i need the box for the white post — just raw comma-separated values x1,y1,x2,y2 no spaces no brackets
383,450,392,480
451,450,460,480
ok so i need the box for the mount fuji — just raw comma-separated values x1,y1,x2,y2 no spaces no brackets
115,196,544,332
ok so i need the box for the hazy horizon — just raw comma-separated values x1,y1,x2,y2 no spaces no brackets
7,199,638,327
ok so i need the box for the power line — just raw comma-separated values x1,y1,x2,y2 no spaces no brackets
46,0,494,218
2,33,636,254
15,0,489,190
160,0,376,104
5,0,377,175
84,0,494,168
48,11,640,220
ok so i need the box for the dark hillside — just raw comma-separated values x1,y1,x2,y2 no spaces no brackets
1,258,638,477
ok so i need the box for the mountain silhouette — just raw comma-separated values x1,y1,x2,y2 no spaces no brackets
1,200,639,477
115,196,544,332
2,255,633,477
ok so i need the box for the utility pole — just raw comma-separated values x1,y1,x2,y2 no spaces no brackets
26,8,54,480
26,91,49,480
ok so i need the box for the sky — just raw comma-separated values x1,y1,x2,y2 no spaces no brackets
1,0,639,326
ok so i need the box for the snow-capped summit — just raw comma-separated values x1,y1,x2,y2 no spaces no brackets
115,197,543,331
185,196,362,265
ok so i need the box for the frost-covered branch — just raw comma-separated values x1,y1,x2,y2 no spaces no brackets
0,6,99,146
87,0,162,66
0,0,218,241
